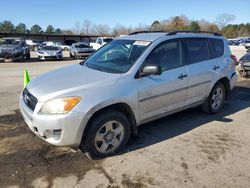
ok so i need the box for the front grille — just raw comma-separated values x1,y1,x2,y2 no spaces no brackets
23,88,38,111
1,49,14,53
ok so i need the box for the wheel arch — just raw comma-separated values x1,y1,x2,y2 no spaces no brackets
81,102,137,146
215,77,231,100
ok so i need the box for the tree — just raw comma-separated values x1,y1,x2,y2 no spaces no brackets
216,13,235,29
94,24,111,35
0,20,14,33
55,28,62,34
208,24,220,32
62,29,73,35
30,24,43,34
187,21,200,31
45,25,54,33
73,21,81,34
112,24,129,36
15,23,26,33
81,20,93,35
150,20,161,31
169,16,188,30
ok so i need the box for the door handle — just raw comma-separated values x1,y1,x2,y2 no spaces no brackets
213,65,220,71
178,73,187,80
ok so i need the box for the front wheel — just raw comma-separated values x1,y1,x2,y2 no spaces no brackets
80,110,130,159
201,82,226,114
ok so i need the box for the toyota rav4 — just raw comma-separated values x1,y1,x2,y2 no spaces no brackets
19,31,238,159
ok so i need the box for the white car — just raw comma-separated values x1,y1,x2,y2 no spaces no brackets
90,37,113,50
42,41,70,51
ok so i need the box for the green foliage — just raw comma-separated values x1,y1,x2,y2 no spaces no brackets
15,23,26,33
55,28,62,34
30,24,43,34
187,21,200,31
45,25,54,33
0,20,14,33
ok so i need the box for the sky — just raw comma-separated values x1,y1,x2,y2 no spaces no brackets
0,0,249,30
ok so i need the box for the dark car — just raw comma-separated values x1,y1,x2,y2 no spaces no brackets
238,52,250,77
64,40,77,46
0,37,30,61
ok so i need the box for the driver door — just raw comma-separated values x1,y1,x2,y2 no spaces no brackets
137,39,188,122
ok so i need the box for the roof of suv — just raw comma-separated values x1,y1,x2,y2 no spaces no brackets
119,31,223,42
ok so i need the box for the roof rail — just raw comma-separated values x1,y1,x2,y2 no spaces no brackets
166,30,222,36
129,30,165,35
129,30,222,36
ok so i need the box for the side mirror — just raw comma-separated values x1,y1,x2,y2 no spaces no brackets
141,65,162,77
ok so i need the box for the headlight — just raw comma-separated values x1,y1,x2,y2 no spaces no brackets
41,96,82,114
38,51,44,54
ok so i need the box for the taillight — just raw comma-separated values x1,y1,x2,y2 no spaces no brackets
230,55,238,65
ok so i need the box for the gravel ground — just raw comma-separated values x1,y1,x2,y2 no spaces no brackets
0,46,249,188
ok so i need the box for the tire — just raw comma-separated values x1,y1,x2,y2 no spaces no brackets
80,110,130,159
201,82,226,114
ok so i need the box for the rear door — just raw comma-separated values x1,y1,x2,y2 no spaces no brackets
184,38,221,105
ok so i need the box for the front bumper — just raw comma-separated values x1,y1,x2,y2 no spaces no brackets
230,72,238,90
0,51,23,59
38,54,63,60
19,94,86,147
75,51,94,58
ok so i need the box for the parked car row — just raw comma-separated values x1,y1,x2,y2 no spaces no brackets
228,37,250,49
0,37,114,62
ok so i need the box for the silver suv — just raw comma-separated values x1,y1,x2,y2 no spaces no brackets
19,31,238,159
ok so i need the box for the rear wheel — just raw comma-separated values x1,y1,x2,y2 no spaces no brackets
201,82,226,114
80,110,130,159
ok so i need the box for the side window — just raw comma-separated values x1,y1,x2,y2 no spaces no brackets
97,38,102,45
184,38,209,64
144,40,183,71
208,38,224,59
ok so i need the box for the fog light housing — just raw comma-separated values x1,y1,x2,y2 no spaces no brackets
53,129,62,141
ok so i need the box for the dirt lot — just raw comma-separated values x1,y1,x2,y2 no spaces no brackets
0,47,250,188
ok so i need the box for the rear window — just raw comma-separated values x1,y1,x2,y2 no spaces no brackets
184,38,210,64
208,38,224,59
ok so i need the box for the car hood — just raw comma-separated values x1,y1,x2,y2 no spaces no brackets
26,64,121,102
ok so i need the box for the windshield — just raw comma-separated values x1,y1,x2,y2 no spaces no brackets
41,46,61,51
0,39,21,45
103,38,113,43
75,43,90,48
240,53,250,61
83,39,150,74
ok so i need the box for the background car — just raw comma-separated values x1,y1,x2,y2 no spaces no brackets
244,41,250,49
69,42,95,59
53,42,70,51
90,37,113,50
238,52,250,77
0,37,30,61
64,39,77,46
37,46,63,60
